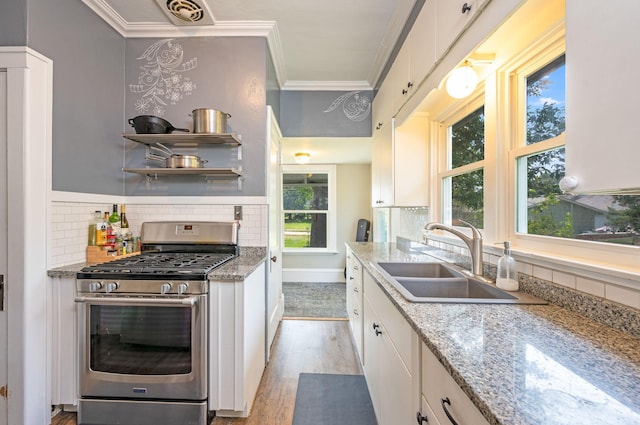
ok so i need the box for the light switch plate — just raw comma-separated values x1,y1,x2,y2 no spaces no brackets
234,206,243,220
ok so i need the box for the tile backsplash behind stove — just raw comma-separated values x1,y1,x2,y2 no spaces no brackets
50,201,266,267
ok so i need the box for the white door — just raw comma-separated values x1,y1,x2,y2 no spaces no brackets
266,107,283,356
0,69,9,425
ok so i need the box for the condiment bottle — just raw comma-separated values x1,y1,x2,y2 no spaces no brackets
95,212,108,246
88,211,101,246
496,241,518,291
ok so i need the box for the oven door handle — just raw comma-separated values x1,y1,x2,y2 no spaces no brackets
74,296,199,306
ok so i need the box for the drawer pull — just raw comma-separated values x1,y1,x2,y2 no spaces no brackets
416,411,429,423
461,3,472,14
441,397,459,425
353,287,359,293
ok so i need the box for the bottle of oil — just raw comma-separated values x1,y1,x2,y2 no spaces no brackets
95,212,108,246
87,211,101,246
120,204,129,233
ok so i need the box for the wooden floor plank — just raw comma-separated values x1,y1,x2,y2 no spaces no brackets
50,319,361,425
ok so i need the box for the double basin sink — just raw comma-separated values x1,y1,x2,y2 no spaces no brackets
371,261,546,304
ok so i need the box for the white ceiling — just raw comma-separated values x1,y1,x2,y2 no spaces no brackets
82,0,418,90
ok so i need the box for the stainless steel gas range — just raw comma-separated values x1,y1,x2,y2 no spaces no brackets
75,221,239,425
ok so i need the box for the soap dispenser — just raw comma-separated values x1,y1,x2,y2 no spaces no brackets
496,241,519,291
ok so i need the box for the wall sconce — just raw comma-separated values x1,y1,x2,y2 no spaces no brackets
295,152,311,164
445,61,478,99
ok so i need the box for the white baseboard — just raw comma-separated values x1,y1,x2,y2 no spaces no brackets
283,268,346,283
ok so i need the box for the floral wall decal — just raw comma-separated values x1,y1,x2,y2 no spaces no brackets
323,91,371,122
129,39,197,117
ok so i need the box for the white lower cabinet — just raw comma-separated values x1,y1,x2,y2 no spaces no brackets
362,271,418,425
208,263,266,417
346,248,364,360
420,342,490,425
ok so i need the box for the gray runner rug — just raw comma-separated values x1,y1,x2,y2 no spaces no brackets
292,373,376,425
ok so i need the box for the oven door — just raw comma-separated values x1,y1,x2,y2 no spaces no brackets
76,294,207,401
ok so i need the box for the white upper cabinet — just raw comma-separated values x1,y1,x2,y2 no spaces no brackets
390,37,412,112
564,0,640,194
435,0,479,61
410,0,437,89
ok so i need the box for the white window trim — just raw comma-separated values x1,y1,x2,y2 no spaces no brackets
428,21,640,281
435,94,486,230
281,164,337,254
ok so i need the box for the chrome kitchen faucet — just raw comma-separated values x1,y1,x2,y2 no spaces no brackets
424,220,485,278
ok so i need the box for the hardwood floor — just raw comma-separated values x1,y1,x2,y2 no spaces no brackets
50,319,362,425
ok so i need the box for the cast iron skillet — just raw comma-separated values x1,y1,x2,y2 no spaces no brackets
128,115,189,134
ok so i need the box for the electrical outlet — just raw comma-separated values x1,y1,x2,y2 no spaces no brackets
234,206,243,220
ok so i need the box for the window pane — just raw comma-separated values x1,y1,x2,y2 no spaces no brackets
283,173,328,211
451,106,484,168
521,148,640,244
526,55,565,145
450,169,484,228
284,213,327,248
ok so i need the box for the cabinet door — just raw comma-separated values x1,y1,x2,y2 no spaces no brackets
422,343,490,425
363,295,382,419
564,0,640,193
393,115,429,207
418,395,442,425
390,36,412,113
435,0,478,61
410,0,437,91
379,330,414,425
371,123,393,207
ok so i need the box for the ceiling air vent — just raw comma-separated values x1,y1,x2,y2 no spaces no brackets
155,0,215,25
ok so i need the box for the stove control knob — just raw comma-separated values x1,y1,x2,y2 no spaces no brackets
160,283,173,294
89,282,103,292
104,282,119,293
177,283,189,295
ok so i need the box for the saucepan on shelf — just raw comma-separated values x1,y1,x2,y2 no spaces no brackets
128,115,189,134
164,154,207,168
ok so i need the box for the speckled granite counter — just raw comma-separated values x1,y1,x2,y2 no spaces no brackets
47,247,267,280
348,242,640,425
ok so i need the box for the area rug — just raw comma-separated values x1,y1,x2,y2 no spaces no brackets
283,282,347,319
292,373,376,425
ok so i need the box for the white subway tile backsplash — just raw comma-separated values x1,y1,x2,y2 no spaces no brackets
50,200,267,268
576,277,606,298
552,270,577,289
605,285,640,309
532,265,553,281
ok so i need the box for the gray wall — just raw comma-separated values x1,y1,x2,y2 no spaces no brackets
124,37,268,196
280,90,373,137
283,164,372,274
266,48,280,121
27,0,126,195
0,0,27,45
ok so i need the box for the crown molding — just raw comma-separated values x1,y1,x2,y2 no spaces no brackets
281,81,373,91
82,0,376,90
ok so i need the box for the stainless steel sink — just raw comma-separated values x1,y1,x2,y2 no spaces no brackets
374,262,463,279
371,261,547,304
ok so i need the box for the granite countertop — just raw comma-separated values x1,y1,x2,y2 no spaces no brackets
47,246,267,280
347,242,640,425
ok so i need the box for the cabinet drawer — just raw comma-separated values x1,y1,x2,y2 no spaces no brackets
421,343,490,425
364,272,413,368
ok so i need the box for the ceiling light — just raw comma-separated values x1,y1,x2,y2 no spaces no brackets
295,152,311,164
445,62,479,99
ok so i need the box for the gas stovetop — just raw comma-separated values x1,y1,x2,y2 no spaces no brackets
77,252,236,281
77,221,240,282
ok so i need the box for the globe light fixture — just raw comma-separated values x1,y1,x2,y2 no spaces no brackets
445,62,479,99
295,152,311,164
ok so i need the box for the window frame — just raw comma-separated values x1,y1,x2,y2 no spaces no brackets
428,22,640,276
281,164,337,254
436,94,486,230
